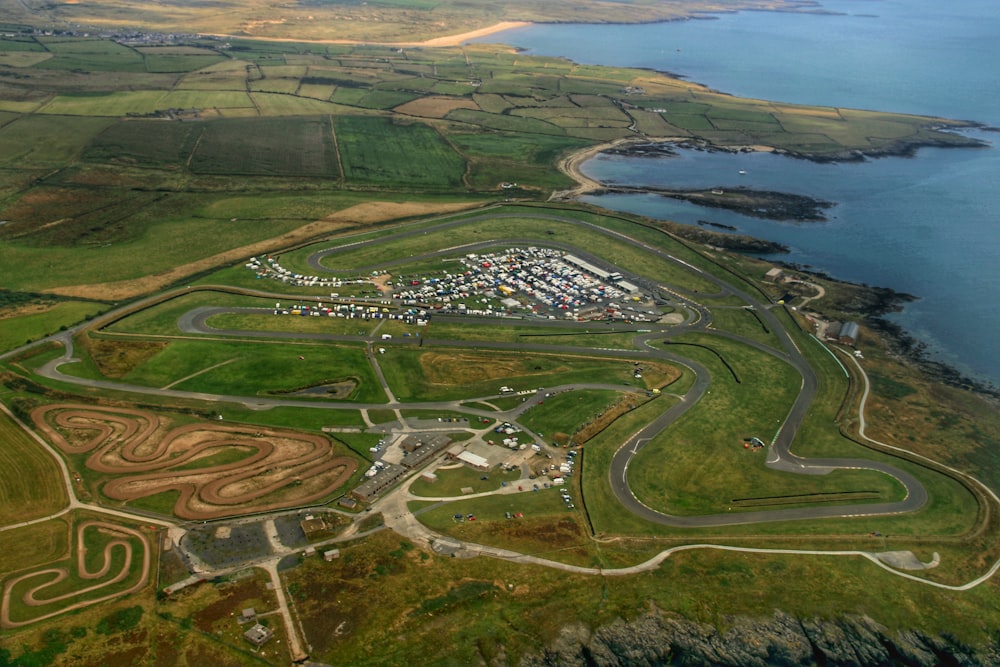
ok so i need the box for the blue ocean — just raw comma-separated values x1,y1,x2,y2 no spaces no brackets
473,0,1000,386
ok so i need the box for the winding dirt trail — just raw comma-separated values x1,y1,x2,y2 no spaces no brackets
31,404,358,520
1,520,151,629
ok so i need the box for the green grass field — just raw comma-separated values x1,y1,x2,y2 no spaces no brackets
518,389,627,440
65,338,388,402
412,487,600,567
0,408,68,525
190,116,340,178
204,311,381,337
103,291,276,336
333,116,466,188
0,301,105,353
627,334,859,515
0,211,306,291
409,465,522,498
379,347,652,403
0,519,68,578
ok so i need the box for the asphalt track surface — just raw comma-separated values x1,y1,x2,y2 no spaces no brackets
30,211,928,527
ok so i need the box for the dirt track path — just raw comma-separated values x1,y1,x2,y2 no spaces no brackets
1,521,151,629
31,404,358,520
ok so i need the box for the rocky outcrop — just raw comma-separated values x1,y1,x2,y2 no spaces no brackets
520,610,993,667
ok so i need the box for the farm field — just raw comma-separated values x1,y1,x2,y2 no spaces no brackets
0,407,67,525
0,11,997,667
333,116,466,188
189,116,340,178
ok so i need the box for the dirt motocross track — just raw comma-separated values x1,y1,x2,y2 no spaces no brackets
1,520,150,629
32,404,358,520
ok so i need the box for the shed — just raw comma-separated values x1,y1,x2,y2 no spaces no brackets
299,516,327,538
764,267,784,282
244,623,273,648
323,549,341,561
240,608,256,623
838,321,860,345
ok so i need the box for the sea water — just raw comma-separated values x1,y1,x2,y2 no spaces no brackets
473,0,1000,386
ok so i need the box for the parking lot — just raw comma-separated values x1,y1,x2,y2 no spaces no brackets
247,245,659,324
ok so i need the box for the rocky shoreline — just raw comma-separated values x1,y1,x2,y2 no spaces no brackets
659,220,789,254
559,134,997,397
777,262,998,397
521,609,997,667
589,186,834,222
603,132,990,165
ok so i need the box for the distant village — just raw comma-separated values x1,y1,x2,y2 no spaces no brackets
3,25,203,46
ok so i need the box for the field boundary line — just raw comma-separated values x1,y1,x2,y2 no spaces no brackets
161,357,239,389
329,114,344,182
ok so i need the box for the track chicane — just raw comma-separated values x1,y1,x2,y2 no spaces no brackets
31,405,358,519
1,520,150,629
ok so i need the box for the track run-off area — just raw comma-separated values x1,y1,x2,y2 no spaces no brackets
3,207,999,634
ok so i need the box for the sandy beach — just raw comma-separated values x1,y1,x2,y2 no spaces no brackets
552,138,780,200
552,136,688,200
204,21,530,48
414,21,531,47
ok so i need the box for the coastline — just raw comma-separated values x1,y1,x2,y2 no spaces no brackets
416,21,531,47
556,136,998,396
202,21,532,48
590,186,833,222
552,136,689,200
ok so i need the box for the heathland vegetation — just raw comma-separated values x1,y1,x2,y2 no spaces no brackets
0,8,998,666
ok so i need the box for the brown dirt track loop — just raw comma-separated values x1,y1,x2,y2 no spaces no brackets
1,520,150,629
31,404,358,520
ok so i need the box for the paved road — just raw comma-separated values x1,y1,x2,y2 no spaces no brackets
307,216,933,527
11,209,1000,632
17,214,930,531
